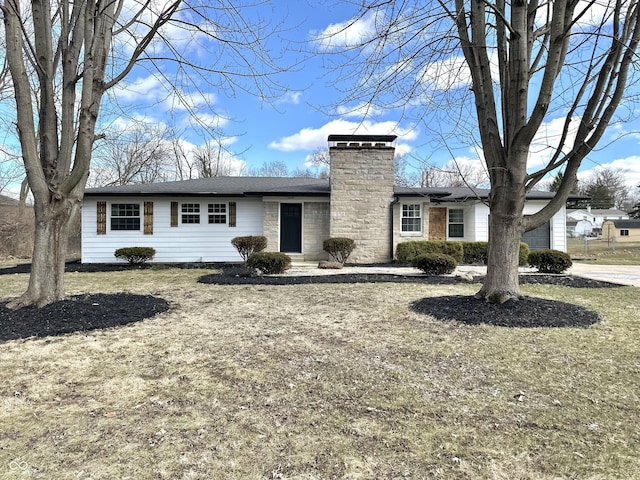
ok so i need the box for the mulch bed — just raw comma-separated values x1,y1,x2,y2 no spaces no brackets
0,262,617,341
0,294,169,342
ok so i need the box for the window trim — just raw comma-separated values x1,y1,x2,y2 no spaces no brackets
110,203,141,231
620,229,630,237
448,208,464,239
181,203,201,224
400,203,422,236
208,203,227,224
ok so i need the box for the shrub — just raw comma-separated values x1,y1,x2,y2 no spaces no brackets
461,241,488,264
459,241,529,266
323,237,356,263
519,242,531,267
246,252,291,274
114,247,156,265
411,253,458,275
396,241,464,264
528,249,572,274
231,236,268,262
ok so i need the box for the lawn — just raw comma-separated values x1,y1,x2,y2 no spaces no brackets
1,268,639,479
567,237,640,264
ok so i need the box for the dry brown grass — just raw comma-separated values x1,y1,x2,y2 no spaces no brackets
1,269,639,479
568,237,640,264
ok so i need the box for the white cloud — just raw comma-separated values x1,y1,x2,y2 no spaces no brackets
578,158,640,190
336,102,386,118
268,119,418,152
528,116,581,170
276,91,303,105
113,75,167,104
313,10,380,50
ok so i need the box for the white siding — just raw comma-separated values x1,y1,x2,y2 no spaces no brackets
470,201,567,251
82,196,264,263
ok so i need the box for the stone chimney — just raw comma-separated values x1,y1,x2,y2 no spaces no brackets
328,134,397,263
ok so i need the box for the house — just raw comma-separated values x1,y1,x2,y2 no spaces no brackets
602,219,640,243
81,135,570,264
567,207,629,229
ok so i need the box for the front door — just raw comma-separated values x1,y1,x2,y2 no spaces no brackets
280,203,302,253
429,207,447,240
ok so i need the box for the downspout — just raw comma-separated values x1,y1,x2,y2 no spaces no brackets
390,196,399,262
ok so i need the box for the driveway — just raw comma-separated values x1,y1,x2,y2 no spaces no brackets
568,263,640,287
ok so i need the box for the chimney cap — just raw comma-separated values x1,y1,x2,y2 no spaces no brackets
328,134,397,143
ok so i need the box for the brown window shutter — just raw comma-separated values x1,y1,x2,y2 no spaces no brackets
229,202,236,227
171,201,178,227
144,201,153,234
97,201,106,235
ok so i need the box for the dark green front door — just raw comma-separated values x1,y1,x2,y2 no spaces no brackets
280,203,302,252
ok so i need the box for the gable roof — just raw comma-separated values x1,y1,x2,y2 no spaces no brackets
603,219,640,228
568,208,628,217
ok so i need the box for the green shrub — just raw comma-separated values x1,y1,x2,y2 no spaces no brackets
246,252,291,274
461,241,488,264
396,241,464,264
231,236,268,262
519,242,531,267
411,253,458,275
459,241,529,266
528,249,572,274
114,247,156,265
323,237,356,263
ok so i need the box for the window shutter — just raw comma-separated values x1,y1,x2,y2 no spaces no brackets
171,202,178,227
97,201,106,235
229,202,236,227
144,201,153,234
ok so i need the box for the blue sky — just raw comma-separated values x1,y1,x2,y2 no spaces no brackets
2,0,640,196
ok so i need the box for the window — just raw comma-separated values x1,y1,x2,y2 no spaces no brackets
111,203,140,231
208,203,227,224
621,229,630,236
448,208,464,238
181,203,200,224
401,204,421,233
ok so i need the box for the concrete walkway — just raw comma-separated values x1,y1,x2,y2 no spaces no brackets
568,263,640,287
287,261,640,287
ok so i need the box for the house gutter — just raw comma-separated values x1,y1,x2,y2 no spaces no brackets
390,196,399,261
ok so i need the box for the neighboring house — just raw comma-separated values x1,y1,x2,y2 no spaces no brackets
602,219,640,243
567,218,594,237
82,135,571,264
567,207,629,228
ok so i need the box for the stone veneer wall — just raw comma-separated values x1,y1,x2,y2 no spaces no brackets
263,201,280,252
304,202,331,261
329,145,395,263
392,202,431,258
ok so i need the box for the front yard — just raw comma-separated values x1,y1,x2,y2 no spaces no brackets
1,267,639,479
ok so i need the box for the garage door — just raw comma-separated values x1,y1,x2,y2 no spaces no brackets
521,221,550,251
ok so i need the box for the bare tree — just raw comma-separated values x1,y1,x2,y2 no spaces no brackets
91,124,173,187
320,1,640,303
193,137,246,177
419,160,489,188
1,0,286,308
579,168,631,210
249,160,291,177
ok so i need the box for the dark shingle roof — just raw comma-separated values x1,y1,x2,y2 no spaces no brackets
84,178,584,202
604,219,640,228
84,177,331,197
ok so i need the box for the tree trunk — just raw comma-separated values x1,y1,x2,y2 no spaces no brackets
7,198,77,309
476,181,526,304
